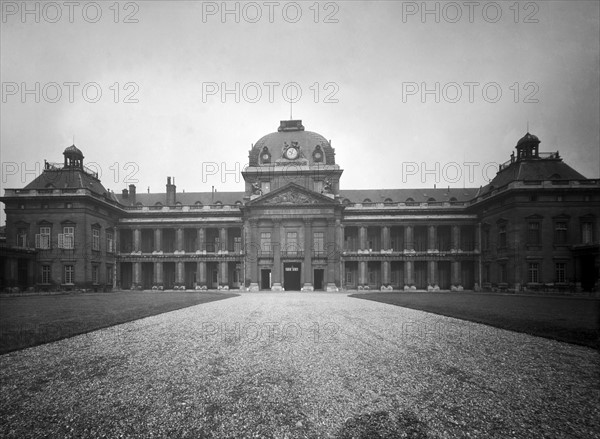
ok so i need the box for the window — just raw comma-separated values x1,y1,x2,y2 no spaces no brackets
345,269,354,284
234,236,242,253
483,228,490,251
59,226,74,249
498,224,507,249
554,222,567,245
92,265,99,284
286,232,298,255
106,265,114,285
16,228,28,247
527,222,540,246
65,202,72,209
92,228,100,251
64,265,74,284
582,222,594,244
260,232,271,253
36,226,51,249
41,265,51,284
106,231,114,253
555,263,566,283
313,232,324,254
527,263,539,283
499,264,507,283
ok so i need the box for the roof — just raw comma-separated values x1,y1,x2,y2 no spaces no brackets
516,132,540,147
63,144,84,158
339,188,480,203
483,158,586,193
24,168,115,200
249,122,335,166
116,191,245,206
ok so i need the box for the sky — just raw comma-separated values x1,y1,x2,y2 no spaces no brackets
1,1,599,224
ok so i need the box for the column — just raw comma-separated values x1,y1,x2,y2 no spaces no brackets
381,226,390,251
197,227,205,253
334,219,342,286
176,261,184,286
248,219,259,291
133,228,141,252
176,228,184,252
154,228,162,253
303,218,313,290
359,226,367,250
197,261,207,288
405,225,414,251
271,220,283,290
220,261,229,288
451,261,461,288
155,261,163,287
405,260,414,288
133,261,141,287
114,228,120,254
359,261,367,286
382,260,390,286
220,227,228,253
326,219,337,291
428,260,437,289
452,225,460,251
428,225,437,252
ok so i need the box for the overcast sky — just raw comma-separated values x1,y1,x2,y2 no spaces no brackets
1,1,599,224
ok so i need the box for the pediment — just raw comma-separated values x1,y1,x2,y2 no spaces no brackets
247,183,337,207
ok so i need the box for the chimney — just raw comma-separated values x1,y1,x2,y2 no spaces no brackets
166,176,176,206
122,188,129,199
129,184,136,205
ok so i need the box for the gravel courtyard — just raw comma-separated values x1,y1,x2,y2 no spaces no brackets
1,292,599,439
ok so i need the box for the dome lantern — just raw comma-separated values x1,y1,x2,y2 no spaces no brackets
516,132,540,160
63,144,84,168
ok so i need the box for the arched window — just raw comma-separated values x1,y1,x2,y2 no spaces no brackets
384,198,393,204
195,201,203,207
406,197,414,202
342,198,351,205
428,197,436,202
449,197,457,202
363,198,372,203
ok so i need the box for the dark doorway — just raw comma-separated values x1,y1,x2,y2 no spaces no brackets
284,263,301,291
314,269,324,290
164,262,175,289
581,256,596,291
185,262,196,289
261,269,271,290
142,262,153,289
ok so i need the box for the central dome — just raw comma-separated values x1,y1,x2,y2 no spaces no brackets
249,120,335,166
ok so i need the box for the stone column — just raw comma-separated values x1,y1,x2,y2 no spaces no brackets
451,261,461,287
359,226,367,250
154,228,162,253
247,219,259,291
155,261,163,287
133,261,141,287
197,228,205,253
133,228,141,253
220,261,229,288
176,228,184,252
220,227,228,253
382,260,390,286
405,260,414,287
381,226,390,251
114,228,120,254
303,218,313,291
271,220,283,291
428,260,437,289
428,225,437,252
452,225,460,251
405,226,414,251
326,219,337,291
197,261,207,288
359,261,367,286
176,261,184,286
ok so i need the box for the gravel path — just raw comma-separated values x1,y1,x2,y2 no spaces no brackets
1,292,599,438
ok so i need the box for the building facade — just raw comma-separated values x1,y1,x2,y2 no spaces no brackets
2,120,599,292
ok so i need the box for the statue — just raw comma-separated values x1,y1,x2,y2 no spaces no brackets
251,182,262,195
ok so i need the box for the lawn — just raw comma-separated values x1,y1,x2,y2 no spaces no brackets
350,292,600,348
0,291,238,354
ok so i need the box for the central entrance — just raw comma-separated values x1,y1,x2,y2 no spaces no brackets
313,268,324,290
283,262,301,291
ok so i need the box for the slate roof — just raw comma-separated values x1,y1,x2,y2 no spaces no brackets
249,130,334,166
24,168,116,201
482,158,586,193
339,188,480,203
116,191,246,206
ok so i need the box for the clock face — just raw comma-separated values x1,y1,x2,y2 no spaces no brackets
285,147,298,159
262,154,270,160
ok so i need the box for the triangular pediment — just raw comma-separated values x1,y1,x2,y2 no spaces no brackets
246,183,337,207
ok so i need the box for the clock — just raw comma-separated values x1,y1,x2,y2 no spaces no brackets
285,147,299,160
262,153,270,160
